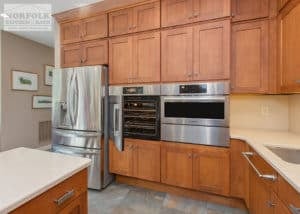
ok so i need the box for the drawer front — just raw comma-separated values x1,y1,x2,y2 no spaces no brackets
278,175,300,212
10,169,87,214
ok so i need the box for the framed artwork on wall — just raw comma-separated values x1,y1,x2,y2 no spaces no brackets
44,65,54,86
32,95,52,109
12,70,38,91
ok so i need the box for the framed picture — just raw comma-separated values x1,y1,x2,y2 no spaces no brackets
44,65,54,86
12,70,38,91
32,96,52,109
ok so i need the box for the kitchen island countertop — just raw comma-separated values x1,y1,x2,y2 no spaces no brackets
0,147,91,214
231,128,300,194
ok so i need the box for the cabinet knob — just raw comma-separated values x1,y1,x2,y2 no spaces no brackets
188,153,192,159
267,201,276,208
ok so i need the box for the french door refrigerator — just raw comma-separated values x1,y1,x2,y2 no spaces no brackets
51,65,113,190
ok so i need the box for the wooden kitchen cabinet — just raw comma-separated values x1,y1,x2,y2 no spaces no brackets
61,14,107,45
161,0,230,27
11,170,87,214
61,39,108,68
161,143,193,189
193,20,230,81
109,36,133,84
230,139,250,208
231,20,269,93
231,0,269,22
109,1,160,37
109,31,160,84
278,2,300,93
162,20,230,83
274,194,291,214
109,139,161,182
192,146,230,196
161,26,193,82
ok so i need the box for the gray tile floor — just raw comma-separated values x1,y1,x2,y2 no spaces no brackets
88,183,248,214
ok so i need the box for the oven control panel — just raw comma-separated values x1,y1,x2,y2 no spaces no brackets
123,87,144,95
179,84,207,94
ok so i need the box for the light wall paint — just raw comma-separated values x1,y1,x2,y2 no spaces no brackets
0,31,54,151
289,95,300,134
230,95,290,131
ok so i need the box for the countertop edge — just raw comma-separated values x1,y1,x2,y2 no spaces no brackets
1,162,90,214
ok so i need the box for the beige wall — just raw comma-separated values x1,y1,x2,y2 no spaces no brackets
230,95,290,131
0,31,54,151
289,95,300,134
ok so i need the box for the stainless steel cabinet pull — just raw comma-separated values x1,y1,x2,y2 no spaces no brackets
54,190,74,206
267,201,276,207
289,204,300,214
242,152,277,181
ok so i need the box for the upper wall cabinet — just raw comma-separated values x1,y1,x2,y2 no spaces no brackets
161,20,230,82
109,1,160,37
161,0,230,27
60,14,108,45
278,2,300,93
231,0,269,22
231,20,269,93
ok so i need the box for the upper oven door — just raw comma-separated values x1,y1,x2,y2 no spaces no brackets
161,96,229,127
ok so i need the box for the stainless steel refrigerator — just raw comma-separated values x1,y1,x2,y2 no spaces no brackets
51,65,113,190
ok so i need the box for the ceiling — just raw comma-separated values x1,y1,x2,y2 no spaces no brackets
0,0,104,47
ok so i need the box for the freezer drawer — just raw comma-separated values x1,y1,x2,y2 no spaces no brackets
52,128,102,149
52,145,102,190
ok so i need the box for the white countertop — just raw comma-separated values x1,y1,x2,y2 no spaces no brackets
0,147,91,214
231,128,300,193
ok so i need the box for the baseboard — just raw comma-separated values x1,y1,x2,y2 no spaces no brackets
116,175,247,210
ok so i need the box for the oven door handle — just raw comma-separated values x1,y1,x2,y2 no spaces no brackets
162,96,226,102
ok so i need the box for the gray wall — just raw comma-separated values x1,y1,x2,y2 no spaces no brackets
0,31,54,151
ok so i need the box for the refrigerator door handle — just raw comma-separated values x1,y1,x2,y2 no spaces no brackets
73,72,79,127
113,103,123,151
67,71,75,126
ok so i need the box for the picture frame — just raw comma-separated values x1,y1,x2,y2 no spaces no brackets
32,95,52,109
44,65,54,86
12,70,38,91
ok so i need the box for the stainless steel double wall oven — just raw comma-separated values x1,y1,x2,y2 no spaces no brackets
161,81,230,147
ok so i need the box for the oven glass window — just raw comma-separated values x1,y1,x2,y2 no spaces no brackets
164,102,224,119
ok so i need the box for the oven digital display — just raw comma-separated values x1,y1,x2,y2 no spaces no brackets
179,84,207,94
164,102,224,119
123,87,143,94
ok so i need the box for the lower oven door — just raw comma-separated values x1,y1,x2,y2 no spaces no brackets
51,145,102,190
161,124,230,147
161,96,229,127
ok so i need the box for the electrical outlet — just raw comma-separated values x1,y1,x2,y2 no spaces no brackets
261,105,270,116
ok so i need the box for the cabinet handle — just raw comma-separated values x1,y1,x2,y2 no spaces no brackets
267,201,276,208
242,152,277,181
187,73,193,78
289,204,300,214
188,153,192,159
231,13,235,17
54,190,75,206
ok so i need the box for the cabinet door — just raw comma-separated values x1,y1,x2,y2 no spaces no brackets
133,1,160,32
82,14,108,41
231,20,269,93
230,140,250,208
132,31,160,83
232,0,269,22
192,146,230,196
61,44,82,68
109,140,134,176
161,27,193,82
109,8,133,36
279,3,300,93
60,21,82,44
161,143,193,189
58,193,87,214
82,40,108,66
193,0,231,21
161,0,193,27
109,36,133,84
249,168,274,214
193,20,230,81
132,140,161,182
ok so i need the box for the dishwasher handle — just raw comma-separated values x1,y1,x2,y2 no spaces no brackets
242,152,277,181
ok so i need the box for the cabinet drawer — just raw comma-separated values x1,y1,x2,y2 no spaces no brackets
278,175,300,212
10,169,87,214
248,149,278,192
